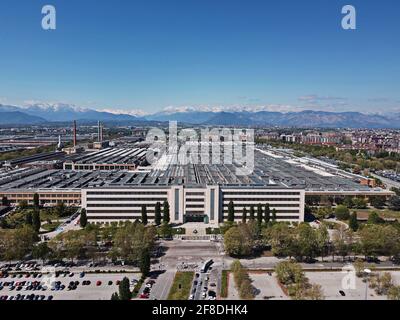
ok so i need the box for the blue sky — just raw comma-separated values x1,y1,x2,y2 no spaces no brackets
0,0,399,114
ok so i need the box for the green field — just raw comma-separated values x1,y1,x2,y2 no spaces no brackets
220,270,228,298
356,209,400,220
41,221,61,232
167,272,194,300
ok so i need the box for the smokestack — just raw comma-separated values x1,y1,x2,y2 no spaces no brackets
73,120,77,147
98,121,101,142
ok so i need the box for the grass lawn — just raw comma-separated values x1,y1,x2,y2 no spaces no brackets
220,270,228,298
4,210,26,227
39,209,61,221
41,221,61,232
355,209,400,220
167,272,194,300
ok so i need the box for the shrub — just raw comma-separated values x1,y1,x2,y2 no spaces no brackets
334,205,350,220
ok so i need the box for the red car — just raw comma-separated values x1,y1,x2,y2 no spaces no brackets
139,293,149,299
96,281,102,286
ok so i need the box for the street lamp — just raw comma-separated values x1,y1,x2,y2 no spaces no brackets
364,268,371,300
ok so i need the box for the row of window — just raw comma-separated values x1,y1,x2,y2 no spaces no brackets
88,216,154,220
223,192,301,196
0,194,80,198
223,198,300,202
86,198,167,202
87,210,154,214
186,198,205,202
86,191,168,195
223,215,300,220
223,209,300,214
87,204,160,208
185,192,205,196
223,203,300,208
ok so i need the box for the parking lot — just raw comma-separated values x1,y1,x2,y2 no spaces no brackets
225,270,400,300
0,272,140,300
160,240,222,266
249,272,288,300
306,271,393,300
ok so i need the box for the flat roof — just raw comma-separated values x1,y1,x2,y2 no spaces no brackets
0,148,393,195
65,147,147,165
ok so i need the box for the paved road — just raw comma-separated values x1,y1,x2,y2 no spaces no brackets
42,210,81,240
149,270,175,300
371,173,400,189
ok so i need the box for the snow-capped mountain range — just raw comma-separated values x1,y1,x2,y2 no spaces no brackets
0,103,399,128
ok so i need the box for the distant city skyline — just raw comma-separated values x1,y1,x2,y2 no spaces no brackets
0,0,399,115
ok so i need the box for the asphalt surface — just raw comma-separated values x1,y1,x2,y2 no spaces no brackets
0,272,140,300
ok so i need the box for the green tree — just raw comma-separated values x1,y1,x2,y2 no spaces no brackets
19,200,28,210
249,206,255,221
141,205,148,225
332,227,351,262
32,242,51,263
227,200,235,222
358,225,388,258
334,205,350,220
388,196,400,211
224,224,254,256
25,211,33,225
163,201,170,224
264,203,270,224
111,292,119,300
159,222,173,239
368,211,384,224
256,204,263,227
369,196,386,209
55,202,66,217
0,218,7,229
32,209,41,233
343,196,354,208
239,278,255,299
275,261,305,286
118,277,132,300
109,222,154,262
80,208,88,228
353,198,367,209
1,226,38,261
263,223,296,258
388,286,400,300
272,208,277,222
1,196,9,206
305,284,325,300
297,223,319,261
139,248,151,277
154,202,162,225
349,212,359,231
316,225,329,261
241,207,247,224
224,227,243,256
33,193,40,208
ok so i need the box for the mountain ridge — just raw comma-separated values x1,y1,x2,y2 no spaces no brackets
1,104,399,128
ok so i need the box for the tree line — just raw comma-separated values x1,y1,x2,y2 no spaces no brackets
224,213,400,262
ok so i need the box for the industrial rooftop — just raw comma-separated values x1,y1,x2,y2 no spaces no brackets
0,149,385,193
65,147,147,165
